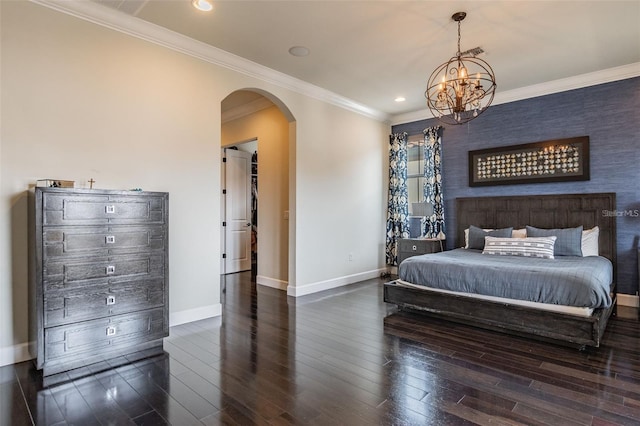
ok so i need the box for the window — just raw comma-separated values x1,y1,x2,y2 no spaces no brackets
406,135,433,238
407,135,425,213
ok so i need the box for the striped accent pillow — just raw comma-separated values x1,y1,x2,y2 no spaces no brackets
482,236,557,259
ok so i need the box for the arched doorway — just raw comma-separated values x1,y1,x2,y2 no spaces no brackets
220,89,295,291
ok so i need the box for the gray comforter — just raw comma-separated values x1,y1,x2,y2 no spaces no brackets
398,248,613,308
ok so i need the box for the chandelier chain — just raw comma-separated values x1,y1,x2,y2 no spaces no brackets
457,20,461,56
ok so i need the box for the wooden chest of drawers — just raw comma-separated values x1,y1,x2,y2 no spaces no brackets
397,238,444,265
29,188,169,377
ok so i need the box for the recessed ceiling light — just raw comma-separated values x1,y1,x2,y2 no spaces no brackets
395,97,406,102
288,46,310,57
192,0,213,12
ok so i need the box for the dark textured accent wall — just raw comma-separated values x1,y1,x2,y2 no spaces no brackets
392,77,640,294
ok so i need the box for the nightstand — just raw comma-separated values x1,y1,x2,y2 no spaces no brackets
398,238,444,264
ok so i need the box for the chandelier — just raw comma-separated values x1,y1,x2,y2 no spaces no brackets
425,12,496,125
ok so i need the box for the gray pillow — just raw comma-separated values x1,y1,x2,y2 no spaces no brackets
526,225,583,256
468,225,513,250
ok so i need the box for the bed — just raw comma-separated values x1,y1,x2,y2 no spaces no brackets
383,193,617,348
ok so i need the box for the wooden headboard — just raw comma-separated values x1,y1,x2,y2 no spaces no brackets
456,193,617,265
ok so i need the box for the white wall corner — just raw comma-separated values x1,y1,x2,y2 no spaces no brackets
257,275,288,291
287,268,388,297
617,293,639,308
0,342,33,367
169,303,222,327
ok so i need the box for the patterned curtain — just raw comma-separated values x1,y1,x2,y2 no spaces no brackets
386,132,409,265
422,126,446,239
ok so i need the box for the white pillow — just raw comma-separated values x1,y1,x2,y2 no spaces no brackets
464,227,526,248
482,236,557,259
512,228,527,238
582,226,599,256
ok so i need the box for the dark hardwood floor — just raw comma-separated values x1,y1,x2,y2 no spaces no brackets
2,272,640,425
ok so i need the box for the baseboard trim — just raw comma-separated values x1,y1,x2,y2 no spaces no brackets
170,303,222,327
617,294,639,308
257,275,288,291
288,268,388,297
3,291,633,367
0,342,33,367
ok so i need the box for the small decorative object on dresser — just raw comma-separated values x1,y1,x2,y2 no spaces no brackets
28,187,169,381
398,238,444,265
36,179,75,188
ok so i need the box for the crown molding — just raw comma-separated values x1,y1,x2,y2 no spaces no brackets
390,62,640,126
493,63,640,106
30,0,390,123
25,1,640,127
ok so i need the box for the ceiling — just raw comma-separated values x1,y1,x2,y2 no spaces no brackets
89,0,639,120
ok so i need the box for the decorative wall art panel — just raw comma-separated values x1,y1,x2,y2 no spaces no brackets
468,136,589,187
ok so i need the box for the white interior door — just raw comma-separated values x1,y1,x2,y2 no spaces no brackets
224,149,252,273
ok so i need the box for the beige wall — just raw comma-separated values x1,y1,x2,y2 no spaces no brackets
0,1,389,365
222,105,290,285
0,1,225,364
294,104,389,293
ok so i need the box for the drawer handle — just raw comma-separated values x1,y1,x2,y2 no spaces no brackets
105,235,116,244
412,245,417,251
106,295,116,305
106,265,115,275
105,205,116,214
106,326,117,336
